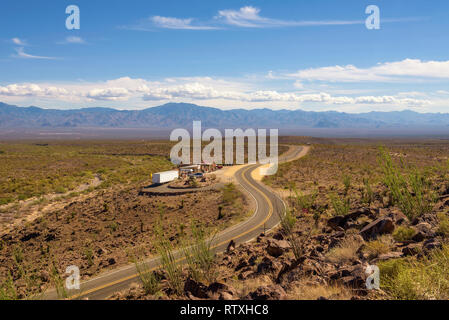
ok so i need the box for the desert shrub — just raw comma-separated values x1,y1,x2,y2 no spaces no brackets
379,245,449,299
220,183,244,216
135,259,161,295
292,187,317,212
342,175,351,195
378,146,436,220
362,235,394,259
362,178,375,205
182,222,216,283
222,183,238,205
329,194,350,216
279,208,307,261
0,274,18,300
393,226,417,242
0,197,13,205
50,263,69,299
84,247,94,267
12,245,24,264
189,178,199,188
217,205,224,220
154,224,183,295
437,213,449,237
108,222,119,232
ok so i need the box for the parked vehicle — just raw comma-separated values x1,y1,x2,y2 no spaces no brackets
189,172,204,178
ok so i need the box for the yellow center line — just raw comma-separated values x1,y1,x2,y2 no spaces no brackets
70,164,276,300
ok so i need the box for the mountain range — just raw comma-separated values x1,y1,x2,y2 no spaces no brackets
1,102,449,130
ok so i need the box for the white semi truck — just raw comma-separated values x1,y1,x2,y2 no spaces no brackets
152,170,179,184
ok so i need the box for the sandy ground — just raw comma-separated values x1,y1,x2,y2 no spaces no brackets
215,146,310,184
251,146,310,182
213,164,248,184
213,145,309,212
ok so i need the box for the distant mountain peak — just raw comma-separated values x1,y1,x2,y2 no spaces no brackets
0,101,448,130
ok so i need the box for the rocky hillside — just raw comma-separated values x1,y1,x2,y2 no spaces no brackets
112,192,449,300
112,144,449,300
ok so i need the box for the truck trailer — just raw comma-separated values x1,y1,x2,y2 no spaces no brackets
152,170,179,184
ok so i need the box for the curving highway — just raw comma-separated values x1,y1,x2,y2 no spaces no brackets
44,145,305,300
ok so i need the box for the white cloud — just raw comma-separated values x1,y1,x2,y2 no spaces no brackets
215,6,369,28
138,81,431,107
13,47,58,60
60,36,86,44
289,59,449,82
150,16,218,30
12,38,27,46
143,82,241,101
0,76,437,111
293,81,304,89
125,5,417,31
216,6,267,28
121,16,219,31
0,83,68,97
86,88,130,101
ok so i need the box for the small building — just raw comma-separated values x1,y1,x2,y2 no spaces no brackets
178,162,218,177
200,162,217,172
152,170,179,184
179,164,201,177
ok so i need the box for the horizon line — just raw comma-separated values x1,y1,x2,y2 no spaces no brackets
1,101,448,115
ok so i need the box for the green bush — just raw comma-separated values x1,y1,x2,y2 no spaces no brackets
279,208,308,261
379,245,449,299
362,236,394,259
378,146,437,220
293,187,317,211
362,178,375,205
342,175,351,195
222,183,238,205
0,274,18,300
393,226,417,242
154,223,183,295
329,194,350,216
182,222,216,283
135,259,161,295
437,213,449,237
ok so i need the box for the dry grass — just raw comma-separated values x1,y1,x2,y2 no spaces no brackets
230,275,273,299
326,236,363,264
286,278,353,300
362,235,395,259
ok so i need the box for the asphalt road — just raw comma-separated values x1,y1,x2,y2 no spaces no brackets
44,145,304,300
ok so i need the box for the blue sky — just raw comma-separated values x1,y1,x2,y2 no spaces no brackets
1,0,449,112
